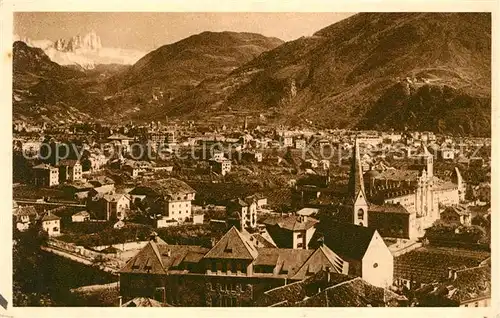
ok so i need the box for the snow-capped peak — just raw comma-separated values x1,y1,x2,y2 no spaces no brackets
13,31,145,70
54,30,103,52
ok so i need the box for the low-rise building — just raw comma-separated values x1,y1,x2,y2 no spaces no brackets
72,210,91,223
440,205,472,226
263,215,319,250
13,205,38,232
415,265,490,307
40,211,61,236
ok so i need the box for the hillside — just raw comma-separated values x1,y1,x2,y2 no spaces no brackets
12,41,94,123
159,13,491,136
101,31,284,119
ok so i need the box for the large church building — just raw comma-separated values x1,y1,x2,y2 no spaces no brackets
345,139,463,240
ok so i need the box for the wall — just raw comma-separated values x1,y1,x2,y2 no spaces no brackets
362,231,394,288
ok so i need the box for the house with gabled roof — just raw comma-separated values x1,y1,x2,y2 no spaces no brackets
414,264,490,307
263,214,319,250
310,220,393,288
119,226,348,307
40,211,61,236
13,205,38,232
254,270,406,307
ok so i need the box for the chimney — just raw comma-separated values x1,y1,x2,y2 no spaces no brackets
325,266,331,282
167,249,171,257
448,268,458,280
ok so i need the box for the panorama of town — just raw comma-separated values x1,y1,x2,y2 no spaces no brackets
12,119,491,307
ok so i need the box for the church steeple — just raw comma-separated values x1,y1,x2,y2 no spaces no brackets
348,138,366,201
347,138,369,227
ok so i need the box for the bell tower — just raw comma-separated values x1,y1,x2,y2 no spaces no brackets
347,139,369,227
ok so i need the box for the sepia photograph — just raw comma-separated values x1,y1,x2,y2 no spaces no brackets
5,4,495,312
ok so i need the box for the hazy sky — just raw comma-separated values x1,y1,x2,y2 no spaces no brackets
14,12,354,51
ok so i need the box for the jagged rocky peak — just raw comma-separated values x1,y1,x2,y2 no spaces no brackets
53,30,103,52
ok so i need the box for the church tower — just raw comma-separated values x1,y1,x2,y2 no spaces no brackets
347,139,369,227
415,142,433,179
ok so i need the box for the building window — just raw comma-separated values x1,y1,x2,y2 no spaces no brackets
475,302,478,307
357,209,364,220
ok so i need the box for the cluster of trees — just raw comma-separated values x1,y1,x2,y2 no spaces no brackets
425,223,488,247
13,227,55,306
59,222,227,249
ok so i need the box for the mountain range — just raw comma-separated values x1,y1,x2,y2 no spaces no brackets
12,13,491,136
14,31,145,70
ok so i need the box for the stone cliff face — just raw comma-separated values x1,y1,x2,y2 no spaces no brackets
53,31,103,52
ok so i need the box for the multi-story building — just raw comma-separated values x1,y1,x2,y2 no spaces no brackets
129,178,196,224
210,158,232,176
226,198,258,230
88,193,130,221
32,163,59,187
58,159,83,183
119,226,348,306
346,139,462,240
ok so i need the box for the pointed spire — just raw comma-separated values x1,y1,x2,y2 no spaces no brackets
348,138,365,200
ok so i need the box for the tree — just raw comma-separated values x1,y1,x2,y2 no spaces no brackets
13,226,53,306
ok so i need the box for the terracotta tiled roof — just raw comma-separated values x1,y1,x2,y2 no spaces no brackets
448,265,490,303
263,215,319,231
416,265,490,305
253,248,313,277
369,203,410,214
374,169,420,182
41,212,60,222
122,297,164,307
204,226,258,260
256,270,404,307
394,247,490,284
250,233,277,248
442,205,470,216
291,246,346,280
121,241,209,274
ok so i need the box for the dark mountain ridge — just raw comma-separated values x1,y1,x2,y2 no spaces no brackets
157,12,490,136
